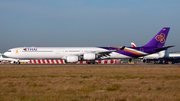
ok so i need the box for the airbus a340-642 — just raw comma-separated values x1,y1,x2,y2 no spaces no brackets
4,27,173,64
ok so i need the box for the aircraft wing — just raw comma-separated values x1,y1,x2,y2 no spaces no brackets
155,46,174,51
95,46,125,57
77,46,125,58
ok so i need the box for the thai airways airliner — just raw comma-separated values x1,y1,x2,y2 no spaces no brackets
4,27,173,64
130,42,169,63
131,42,180,64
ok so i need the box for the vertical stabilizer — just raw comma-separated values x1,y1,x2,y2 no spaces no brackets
131,42,137,47
143,27,170,47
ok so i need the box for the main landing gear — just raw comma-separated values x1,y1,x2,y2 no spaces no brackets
87,60,98,64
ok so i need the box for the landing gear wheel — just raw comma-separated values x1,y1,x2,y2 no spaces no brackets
17,62,20,64
154,61,157,64
165,60,169,64
143,59,146,63
129,59,132,62
87,60,97,64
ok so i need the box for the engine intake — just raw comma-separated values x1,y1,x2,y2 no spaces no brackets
159,50,169,58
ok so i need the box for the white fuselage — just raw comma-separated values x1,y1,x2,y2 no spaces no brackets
169,53,180,58
142,51,180,59
4,47,131,60
143,53,159,59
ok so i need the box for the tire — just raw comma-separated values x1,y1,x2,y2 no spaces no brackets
129,59,132,62
143,59,146,63
17,62,20,64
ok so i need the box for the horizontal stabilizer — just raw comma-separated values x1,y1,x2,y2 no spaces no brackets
155,45,174,51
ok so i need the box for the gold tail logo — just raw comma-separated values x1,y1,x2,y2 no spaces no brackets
155,33,165,43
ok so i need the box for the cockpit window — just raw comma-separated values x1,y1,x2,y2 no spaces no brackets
8,50,11,52
2,55,9,58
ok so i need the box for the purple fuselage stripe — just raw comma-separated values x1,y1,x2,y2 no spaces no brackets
99,47,157,58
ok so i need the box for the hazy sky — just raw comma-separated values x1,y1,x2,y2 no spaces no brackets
0,0,180,52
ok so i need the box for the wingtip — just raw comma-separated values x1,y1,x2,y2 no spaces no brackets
120,46,125,50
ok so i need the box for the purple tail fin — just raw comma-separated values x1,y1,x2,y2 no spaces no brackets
143,27,170,47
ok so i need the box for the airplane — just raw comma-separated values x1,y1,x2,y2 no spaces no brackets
131,42,137,47
0,53,18,63
130,42,169,63
4,27,173,64
131,42,180,64
0,53,29,64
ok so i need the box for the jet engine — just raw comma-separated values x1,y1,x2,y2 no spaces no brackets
66,56,79,63
83,53,97,60
159,50,169,58
158,50,169,64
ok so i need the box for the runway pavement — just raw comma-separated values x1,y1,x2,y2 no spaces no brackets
1,63,180,66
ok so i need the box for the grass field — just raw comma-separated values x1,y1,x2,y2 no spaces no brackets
0,65,180,101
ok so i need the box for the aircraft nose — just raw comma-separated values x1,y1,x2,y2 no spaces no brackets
4,52,9,57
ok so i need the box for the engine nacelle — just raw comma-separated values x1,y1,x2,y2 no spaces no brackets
159,50,169,58
83,53,96,60
66,56,79,63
